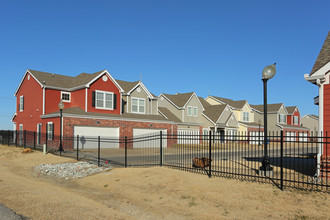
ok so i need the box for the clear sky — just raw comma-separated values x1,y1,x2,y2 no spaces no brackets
0,0,329,129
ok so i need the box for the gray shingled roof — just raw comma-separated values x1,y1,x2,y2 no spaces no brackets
28,69,104,89
45,107,172,122
115,79,139,93
203,104,227,123
162,92,194,108
210,96,246,109
158,107,182,123
198,97,211,108
286,106,297,115
310,31,330,76
250,103,283,113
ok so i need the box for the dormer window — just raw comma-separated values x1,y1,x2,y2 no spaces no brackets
132,98,145,114
279,114,286,123
61,92,71,102
95,90,113,110
193,107,198,117
243,112,249,122
294,116,299,125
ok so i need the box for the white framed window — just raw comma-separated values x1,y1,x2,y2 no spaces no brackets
243,112,249,122
19,95,24,112
294,116,299,125
193,107,198,117
187,106,192,116
279,114,286,124
61,91,71,102
95,90,113,110
131,98,145,114
19,124,23,145
47,122,54,140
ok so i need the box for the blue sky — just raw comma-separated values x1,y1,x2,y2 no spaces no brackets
0,0,329,129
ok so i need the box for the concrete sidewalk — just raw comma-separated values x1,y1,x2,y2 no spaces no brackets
0,204,28,220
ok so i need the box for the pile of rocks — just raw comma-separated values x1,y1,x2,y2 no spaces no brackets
35,161,111,180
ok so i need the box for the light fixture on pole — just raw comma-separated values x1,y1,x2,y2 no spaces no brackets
58,100,64,155
259,63,276,176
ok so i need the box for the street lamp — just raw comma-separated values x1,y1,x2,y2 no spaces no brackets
259,63,276,176
58,100,64,155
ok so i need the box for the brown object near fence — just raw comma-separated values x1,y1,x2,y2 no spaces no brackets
192,157,212,168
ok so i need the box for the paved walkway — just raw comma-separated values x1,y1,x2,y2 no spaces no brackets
0,204,27,219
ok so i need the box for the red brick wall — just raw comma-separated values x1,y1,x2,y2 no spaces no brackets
63,117,177,149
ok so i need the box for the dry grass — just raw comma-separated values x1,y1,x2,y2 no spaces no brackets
0,144,329,220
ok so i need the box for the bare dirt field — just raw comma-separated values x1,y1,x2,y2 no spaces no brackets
0,145,329,220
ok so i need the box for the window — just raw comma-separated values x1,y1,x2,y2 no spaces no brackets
243,112,249,122
19,124,23,145
193,107,198,117
294,116,299,125
19,96,24,112
95,91,113,110
61,92,71,102
47,122,54,140
187,106,192,116
279,114,286,123
132,98,145,114
37,124,42,145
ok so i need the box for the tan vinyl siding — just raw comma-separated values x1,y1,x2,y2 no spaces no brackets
158,96,182,120
183,95,203,124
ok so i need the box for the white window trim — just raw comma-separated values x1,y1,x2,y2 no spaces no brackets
19,95,24,112
61,91,71,103
47,122,53,140
243,112,249,122
131,97,146,114
293,116,299,125
279,114,286,124
193,106,198,117
95,90,114,110
187,106,192,116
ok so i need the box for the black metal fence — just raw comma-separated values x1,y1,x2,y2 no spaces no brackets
0,129,328,192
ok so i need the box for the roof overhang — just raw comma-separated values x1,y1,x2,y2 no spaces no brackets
304,61,330,84
86,70,124,93
127,81,155,99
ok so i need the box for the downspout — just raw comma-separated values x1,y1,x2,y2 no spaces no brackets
316,78,323,177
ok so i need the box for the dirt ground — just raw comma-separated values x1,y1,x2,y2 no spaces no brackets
0,145,329,220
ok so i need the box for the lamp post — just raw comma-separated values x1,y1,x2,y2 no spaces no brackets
259,63,276,176
58,100,64,155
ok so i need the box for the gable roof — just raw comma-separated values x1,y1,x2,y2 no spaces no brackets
160,92,195,109
250,103,284,113
15,69,124,95
158,107,182,123
115,79,139,93
286,106,298,115
198,97,211,108
208,96,247,109
310,31,330,76
301,114,319,120
203,104,227,123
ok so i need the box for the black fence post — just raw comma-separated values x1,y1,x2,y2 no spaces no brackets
24,130,26,148
33,131,36,150
76,135,79,161
98,136,101,167
280,130,284,191
15,130,18,147
209,130,212,178
160,131,163,167
7,130,10,146
125,136,127,168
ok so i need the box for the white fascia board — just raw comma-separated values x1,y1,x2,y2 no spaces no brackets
158,110,168,119
308,61,330,79
183,92,205,111
208,96,227,105
159,94,182,110
42,85,86,92
216,105,228,124
85,70,124,93
14,70,44,96
280,104,289,115
202,113,216,126
304,73,326,84
128,81,154,99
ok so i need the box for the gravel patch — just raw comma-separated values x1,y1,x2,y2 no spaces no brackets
35,161,112,180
